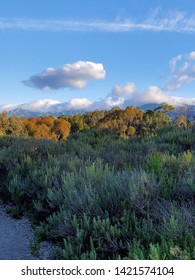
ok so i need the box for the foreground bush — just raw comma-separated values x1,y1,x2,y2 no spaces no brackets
0,127,194,259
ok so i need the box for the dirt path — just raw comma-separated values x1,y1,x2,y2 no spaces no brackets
0,205,52,260
0,205,36,260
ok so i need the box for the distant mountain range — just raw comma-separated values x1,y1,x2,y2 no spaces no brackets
140,103,195,121
6,107,87,118
0,100,195,120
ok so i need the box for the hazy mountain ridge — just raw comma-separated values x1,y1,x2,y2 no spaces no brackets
0,100,195,120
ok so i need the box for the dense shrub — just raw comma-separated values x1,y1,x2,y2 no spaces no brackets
0,125,194,259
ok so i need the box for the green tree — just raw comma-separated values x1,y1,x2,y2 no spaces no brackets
154,104,174,113
7,115,25,136
174,115,187,129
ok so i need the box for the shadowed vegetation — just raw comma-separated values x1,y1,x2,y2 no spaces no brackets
0,105,195,259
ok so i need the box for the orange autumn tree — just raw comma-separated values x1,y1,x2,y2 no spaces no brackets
97,106,143,137
52,118,71,140
25,116,71,141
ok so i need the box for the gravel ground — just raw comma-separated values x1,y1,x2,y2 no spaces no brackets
0,205,53,260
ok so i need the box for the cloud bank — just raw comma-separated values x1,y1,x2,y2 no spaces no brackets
23,61,106,91
1,10,195,33
109,84,187,107
1,93,195,116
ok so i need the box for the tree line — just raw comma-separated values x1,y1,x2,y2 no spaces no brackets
0,104,193,141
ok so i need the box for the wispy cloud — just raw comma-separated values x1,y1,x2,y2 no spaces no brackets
1,10,195,33
166,51,195,90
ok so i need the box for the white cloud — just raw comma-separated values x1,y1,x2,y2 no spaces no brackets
120,85,178,106
104,97,125,107
109,81,177,106
21,99,61,112
0,98,93,113
172,97,195,105
108,83,184,107
0,103,17,112
169,54,183,73
111,83,137,98
0,99,61,113
23,61,106,91
189,51,195,60
66,98,93,110
1,10,195,33
166,52,195,90
136,86,176,105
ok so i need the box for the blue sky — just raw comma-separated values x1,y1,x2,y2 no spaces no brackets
1,0,195,112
